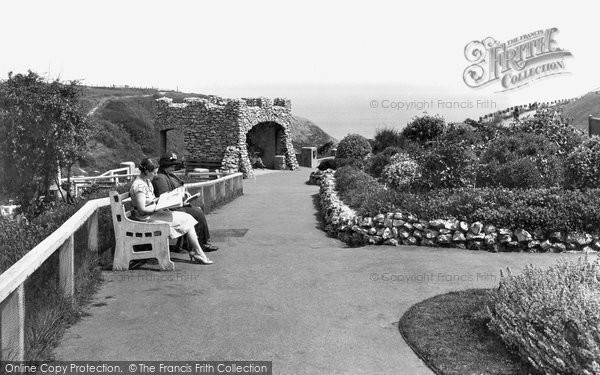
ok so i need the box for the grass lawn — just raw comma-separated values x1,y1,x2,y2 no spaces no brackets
398,289,537,375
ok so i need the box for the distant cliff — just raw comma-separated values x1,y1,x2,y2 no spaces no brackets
288,116,337,153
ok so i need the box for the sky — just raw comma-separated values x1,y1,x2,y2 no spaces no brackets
1,0,598,137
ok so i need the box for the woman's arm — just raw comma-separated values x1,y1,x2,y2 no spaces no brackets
132,192,159,215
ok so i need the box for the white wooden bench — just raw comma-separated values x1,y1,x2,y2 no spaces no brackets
109,191,174,271
184,159,223,179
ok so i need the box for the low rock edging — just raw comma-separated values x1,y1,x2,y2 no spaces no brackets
309,169,327,185
318,170,600,253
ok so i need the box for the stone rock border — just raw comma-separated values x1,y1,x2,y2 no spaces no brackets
308,169,328,185
318,170,600,253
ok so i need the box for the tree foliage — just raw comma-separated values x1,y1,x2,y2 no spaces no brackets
477,132,564,189
372,127,403,154
401,115,446,144
511,108,583,155
335,133,372,160
0,71,91,213
564,136,600,190
382,153,421,190
415,141,478,189
317,140,334,157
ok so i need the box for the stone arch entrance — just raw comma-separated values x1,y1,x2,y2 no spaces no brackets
155,96,299,178
245,122,285,169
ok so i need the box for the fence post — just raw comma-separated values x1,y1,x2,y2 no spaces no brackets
0,284,25,361
210,184,216,212
87,209,99,254
59,234,75,299
219,179,226,202
226,178,233,200
234,174,243,196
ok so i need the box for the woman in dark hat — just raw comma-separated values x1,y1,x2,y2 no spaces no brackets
152,152,219,252
129,157,213,264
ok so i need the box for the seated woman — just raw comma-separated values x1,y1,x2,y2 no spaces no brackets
250,150,266,169
129,158,213,265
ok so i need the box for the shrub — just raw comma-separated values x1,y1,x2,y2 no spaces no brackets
335,166,379,199
481,132,558,165
317,140,334,157
478,132,564,188
463,118,481,128
0,188,120,273
415,141,478,189
367,146,403,178
0,71,91,212
564,136,600,190
334,166,396,215
441,123,484,148
316,157,367,171
488,258,600,374
372,127,403,154
381,146,404,157
478,158,546,189
513,108,584,155
382,153,421,190
401,115,446,144
335,133,372,160
0,206,79,273
367,153,391,178
317,158,337,171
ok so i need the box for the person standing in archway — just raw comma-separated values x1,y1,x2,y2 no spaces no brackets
152,152,219,253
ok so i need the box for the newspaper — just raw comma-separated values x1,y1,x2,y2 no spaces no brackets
152,187,200,211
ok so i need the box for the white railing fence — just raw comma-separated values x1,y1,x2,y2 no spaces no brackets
0,172,243,360
0,197,104,361
62,163,137,198
62,163,231,199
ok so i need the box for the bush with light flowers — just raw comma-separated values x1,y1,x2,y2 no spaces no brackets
488,257,600,375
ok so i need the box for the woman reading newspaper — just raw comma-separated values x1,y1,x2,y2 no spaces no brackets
129,158,213,265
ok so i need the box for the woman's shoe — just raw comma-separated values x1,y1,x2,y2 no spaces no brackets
189,251,213,265
202,243,219,252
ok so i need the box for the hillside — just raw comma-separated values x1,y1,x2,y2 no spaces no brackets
77,88,336,174
288,116,338,152
477,91,599,134
561,91,600,133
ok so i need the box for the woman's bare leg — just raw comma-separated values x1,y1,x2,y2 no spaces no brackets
185,230,211,261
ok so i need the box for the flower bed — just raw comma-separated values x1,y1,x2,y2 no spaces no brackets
318,169,600,252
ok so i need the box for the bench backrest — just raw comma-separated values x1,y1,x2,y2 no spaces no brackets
185,159,222,172
109,191,132,237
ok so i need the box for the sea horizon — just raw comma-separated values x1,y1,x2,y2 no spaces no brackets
201,83,582,140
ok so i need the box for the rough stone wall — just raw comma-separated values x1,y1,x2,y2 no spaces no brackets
155,96,299,177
